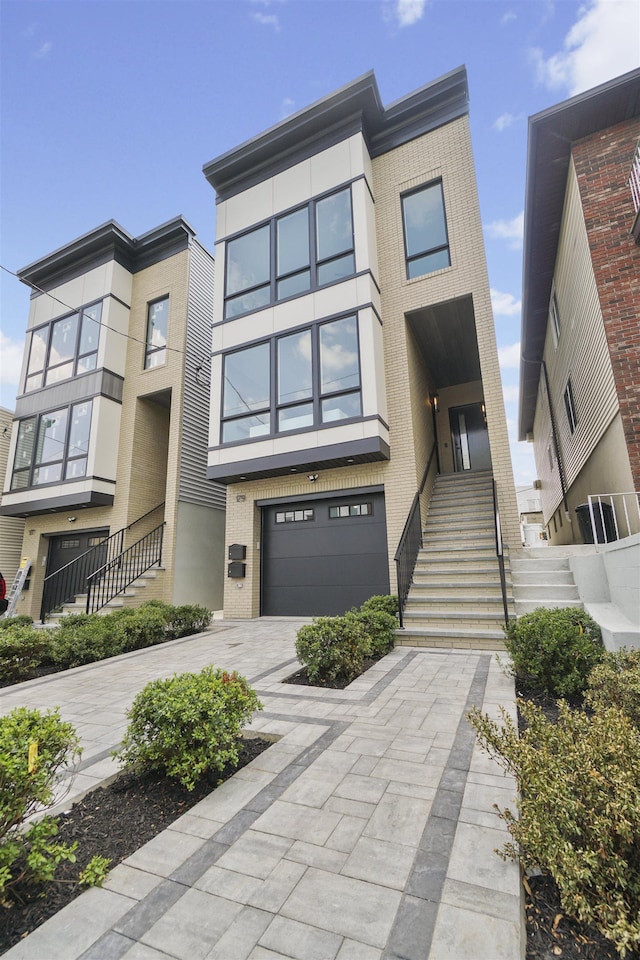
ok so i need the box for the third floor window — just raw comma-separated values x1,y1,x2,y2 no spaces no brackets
224,186,355,320
25,301,102,393
401,180,451,279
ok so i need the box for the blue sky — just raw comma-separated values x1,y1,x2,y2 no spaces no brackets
1,0,638,484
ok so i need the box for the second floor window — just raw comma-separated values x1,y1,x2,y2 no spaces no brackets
224,186,355,320
25,302,102,393
221,314,361,443
145,297,169,369
11,401,93,490
550,289,561,346
564,378,577,434
402,180,451,279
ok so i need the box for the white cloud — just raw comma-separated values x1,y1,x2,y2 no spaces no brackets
0,332,24,388
501,10,517,25
498,341,521,369
491,288,521,317
494,112,516,132
393,0,426,27
251,11,280,31
485,211,524,249
503,384,520,404
33,40,52,59
532,0,640,96
280,97,295,118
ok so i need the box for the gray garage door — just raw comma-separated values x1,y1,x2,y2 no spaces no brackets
261,491,389,617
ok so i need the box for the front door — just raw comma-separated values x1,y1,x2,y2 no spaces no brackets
46,529,109,604
449,403,491,472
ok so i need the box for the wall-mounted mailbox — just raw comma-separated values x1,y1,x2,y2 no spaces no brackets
228,561,246,579
228,543,246,561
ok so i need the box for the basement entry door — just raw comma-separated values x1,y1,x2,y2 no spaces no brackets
261,492,389,617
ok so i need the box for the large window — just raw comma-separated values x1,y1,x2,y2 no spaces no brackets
224,186,355,320
11,401,93,490
145,297,169,369
221,315,361,443
401,181,450,279
25,303,102,393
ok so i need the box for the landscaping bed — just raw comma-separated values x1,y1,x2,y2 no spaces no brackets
0,736,272,954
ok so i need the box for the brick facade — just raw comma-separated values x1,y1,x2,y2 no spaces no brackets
572,118,640,491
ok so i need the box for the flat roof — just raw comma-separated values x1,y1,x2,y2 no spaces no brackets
203,67,469,201
519,67,640,440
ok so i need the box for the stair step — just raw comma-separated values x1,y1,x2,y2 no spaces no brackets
408,586,507,600
511,584,580,601
510,558,571,572
395,625,506,650
511,570,575,585
515,599,584,615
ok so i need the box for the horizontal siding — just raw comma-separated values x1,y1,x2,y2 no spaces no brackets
179,242,226,511
534,160,618,521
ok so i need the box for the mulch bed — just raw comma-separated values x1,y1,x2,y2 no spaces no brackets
0,737,271,955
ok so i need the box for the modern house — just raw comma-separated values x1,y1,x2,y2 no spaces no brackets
519,68,640,545
204,67,519,642
516,68,640,649
0,407,26,591
0,217,225,621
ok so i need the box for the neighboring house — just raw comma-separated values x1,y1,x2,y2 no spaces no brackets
204,67,519,623
0,217,225,620
519,68,640,546
0,407,26,589
515,484,546,547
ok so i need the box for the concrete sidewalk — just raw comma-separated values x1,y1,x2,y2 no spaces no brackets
1,620,524,960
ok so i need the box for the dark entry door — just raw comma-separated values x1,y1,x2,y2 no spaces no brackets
46,529,109,600
449,403,492,472
261,492,389,617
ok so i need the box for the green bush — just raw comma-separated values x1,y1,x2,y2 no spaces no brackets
353,608,397,657
165,604,212,639
0,625,56,684
109,605,168,651
360,594,399,617
0,707,81,898
0,615,34,632
585,648,640,729
503,606,603,697
51,613,126,667
114,666,262,790
469,700,640,957
295,613,369,685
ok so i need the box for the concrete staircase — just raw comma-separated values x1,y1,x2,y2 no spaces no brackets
47,566,165,621
397,471,514,649
510,548,582,616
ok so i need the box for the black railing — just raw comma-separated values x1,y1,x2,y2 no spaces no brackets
85,523,165,614
394,441,438,628
39,502,165,622
492,479,511,625
41,529,122,622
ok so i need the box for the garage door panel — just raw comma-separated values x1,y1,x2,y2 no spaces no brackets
262,492,389,616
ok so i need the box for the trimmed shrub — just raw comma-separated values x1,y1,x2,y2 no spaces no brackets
469,700,640,957
295,613,369,685
585,648,640,729
360,594,399,618
0,707,81,897
353,608,397,658
0,615,34,632
114,666,262,791
503,606,603,697
51,614,126,668
0,625,56,684
165,604,212,639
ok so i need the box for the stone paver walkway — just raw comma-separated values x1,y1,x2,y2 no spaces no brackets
1,620,523,960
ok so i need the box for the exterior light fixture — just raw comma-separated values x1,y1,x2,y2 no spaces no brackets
307,473,319,482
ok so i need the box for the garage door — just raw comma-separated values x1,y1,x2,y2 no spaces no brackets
261,491,389,617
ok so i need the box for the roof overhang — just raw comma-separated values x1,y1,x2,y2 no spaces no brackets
203,67,469,201
519,67,640,440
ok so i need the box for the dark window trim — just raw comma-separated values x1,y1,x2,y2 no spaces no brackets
223,184,356,320
274,508,315,523
564,377,577,434
144,295,170,369
328,502,373,519
401,179,451,280
10,400,93,492
24,299,103,393
220,313,362,445
550,288,561,347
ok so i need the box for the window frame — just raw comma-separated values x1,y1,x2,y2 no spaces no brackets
220,313,362,445
144,296,170,370
10,400,94,491
24,301,103,394
564,378,577,434
401,179,451,280
550,288,561,347
223,185,356,321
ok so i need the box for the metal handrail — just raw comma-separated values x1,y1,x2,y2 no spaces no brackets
587,492,640,544
492,479,510,625
85,522,165,614
394,441,438,628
